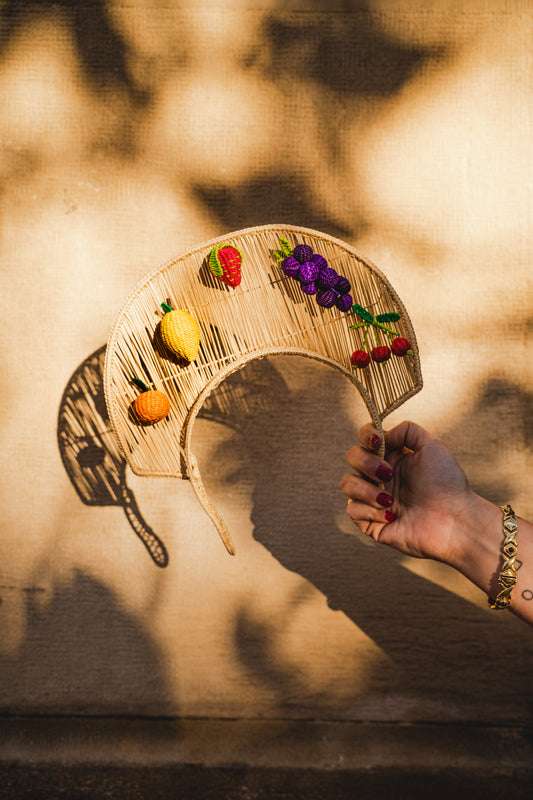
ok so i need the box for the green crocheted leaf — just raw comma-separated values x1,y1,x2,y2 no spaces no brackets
132,378,149,393
353,304,375,324
208,246,224,277
376,312,400,323
279,237,293,257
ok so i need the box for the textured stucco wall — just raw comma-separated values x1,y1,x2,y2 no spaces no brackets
1,1,533,729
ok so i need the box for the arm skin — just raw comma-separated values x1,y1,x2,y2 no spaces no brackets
340,420,533,626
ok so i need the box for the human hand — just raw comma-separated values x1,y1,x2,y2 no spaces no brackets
340,421,475,566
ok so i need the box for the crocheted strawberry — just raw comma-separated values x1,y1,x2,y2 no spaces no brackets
208,244,243,287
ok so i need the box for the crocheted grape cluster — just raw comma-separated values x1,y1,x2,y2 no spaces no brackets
278,241,353,312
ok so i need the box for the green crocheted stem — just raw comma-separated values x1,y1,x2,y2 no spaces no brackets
374,322,400,338
362,326,370,352
161,301,173,313
132,378,149,393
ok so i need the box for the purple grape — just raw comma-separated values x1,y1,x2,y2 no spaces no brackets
281,256,300,278
336,293,353,312
301,281,318,295
310,253,328,270
298,261,320,283
316,289,337,308
334,275,351,295
316,267,339,290
293,244,314,264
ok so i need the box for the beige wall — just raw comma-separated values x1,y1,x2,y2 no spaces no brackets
1,2,533,725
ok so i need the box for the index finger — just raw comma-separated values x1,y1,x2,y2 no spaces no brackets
357,422,383,452
383,421,432,454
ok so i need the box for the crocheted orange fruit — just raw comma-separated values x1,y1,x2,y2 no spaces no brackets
132,381,170,424
160,302,200,362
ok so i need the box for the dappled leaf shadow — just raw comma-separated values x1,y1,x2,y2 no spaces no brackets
259,6,444,98
442,376,533,505
193,175,359,241
0,570,172,713
0,0,148,107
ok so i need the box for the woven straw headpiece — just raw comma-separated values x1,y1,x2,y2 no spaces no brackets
104,224,422,556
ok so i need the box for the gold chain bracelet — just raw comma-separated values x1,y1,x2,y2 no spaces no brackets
488,504,518,610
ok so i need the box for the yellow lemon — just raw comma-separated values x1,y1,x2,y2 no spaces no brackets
160,308,200,362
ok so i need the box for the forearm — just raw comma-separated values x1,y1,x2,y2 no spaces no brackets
451,493,533,625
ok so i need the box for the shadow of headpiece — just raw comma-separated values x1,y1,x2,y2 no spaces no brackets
199,357,533,713
57,345,169,567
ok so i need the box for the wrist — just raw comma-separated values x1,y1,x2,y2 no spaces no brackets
449,492,504,598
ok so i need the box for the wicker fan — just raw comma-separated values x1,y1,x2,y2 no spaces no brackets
103,224,422,557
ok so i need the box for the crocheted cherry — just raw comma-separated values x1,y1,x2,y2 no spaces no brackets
391,337,412,356
371,346,391,363
351,350,371,369
132,379,170,424
208,244,243,287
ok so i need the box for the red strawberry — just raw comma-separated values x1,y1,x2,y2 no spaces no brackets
371,346,391,363
391,337,412,356
351,350,371,369
208,244,243,287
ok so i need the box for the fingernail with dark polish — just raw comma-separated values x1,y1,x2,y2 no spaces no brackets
375,464,393,482
385,510,395,523
377,492,394,508
368,434,381,450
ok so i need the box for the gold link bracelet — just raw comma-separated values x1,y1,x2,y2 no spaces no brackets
488,504,518,610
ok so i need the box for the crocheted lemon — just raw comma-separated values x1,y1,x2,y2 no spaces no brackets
160,302,200,362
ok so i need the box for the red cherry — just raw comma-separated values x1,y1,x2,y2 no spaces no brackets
391,337,412,356
371,346,391,363
351,350,371,369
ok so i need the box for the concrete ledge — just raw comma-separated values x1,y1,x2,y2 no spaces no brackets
1,717,533,798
